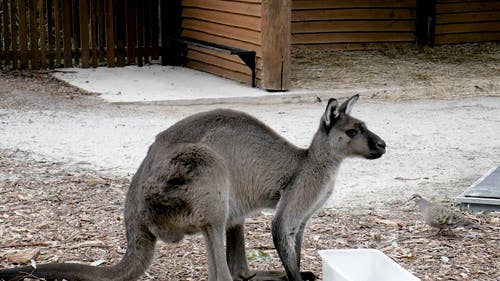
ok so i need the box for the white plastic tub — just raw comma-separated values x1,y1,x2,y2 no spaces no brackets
318,249,420,281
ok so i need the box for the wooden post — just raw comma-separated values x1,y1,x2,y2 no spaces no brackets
39,0,47,69
115,0,126,67
261,0,291,91
136,1,144,66
80,0,90,68
18,0,28,69
97,0,105,63
62,0,72,67
415,0,437,46
151,0,159,60
54,0,62,66
91,0,98,67
2,0,10,68
72,0,81,65
29,0,40,69
47,0,55,69
126,0,136,65
10,0,18,69
106,0,114,67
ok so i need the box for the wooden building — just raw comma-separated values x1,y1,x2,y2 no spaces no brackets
0,0,499,91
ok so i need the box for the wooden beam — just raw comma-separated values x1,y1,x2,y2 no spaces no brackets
261,0,290,91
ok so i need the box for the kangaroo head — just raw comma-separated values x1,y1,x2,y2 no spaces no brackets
321,94,386,160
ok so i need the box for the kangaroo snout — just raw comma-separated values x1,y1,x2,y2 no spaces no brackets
367,136,386,159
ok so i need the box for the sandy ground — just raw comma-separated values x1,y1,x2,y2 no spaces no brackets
0,74,499,209
1,43,500,280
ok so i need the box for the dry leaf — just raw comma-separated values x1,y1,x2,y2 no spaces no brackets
4,248,40,264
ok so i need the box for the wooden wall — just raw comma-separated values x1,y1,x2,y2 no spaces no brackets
434,0,500,45
180,0,262,86
291,0,417,50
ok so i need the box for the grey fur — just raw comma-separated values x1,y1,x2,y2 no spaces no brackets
0,95,385,281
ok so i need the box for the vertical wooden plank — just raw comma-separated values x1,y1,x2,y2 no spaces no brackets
261,0,290,90
72,0,80,65
143,0,151,63
80,0,89,68
126,0,136,65
90,0,98,67
62,0,72,67
97,0,105,63
29,0,40,69
19,0,28,68
115,0,126,67
10,0,18,69
151,0,159,60
136,0,144,66
2,0,10,68
39,0,47,69
54,0,62,66
47,0,55,69
106,0,114,67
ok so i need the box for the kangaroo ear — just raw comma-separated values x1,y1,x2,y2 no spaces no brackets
339,94,359,115
323,98,339,128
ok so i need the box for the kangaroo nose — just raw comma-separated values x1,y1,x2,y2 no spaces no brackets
377,140,386,149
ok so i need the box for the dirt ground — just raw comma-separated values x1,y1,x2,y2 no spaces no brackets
1,43,500,280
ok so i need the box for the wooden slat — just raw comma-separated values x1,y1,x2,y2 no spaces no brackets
115,0,126,66
126,0,136,64
10,0,18,69
106,0,114,67
80,0,90,68
435,11,500,24
435,31,500,44
187,48,251,74
183,19,261,45
181,29,261,55
39,0,47,69
136,0,144,66
182,8,261,31
2,0,10,68
72,0,81,65
62,0,72,67
436,1,500,14
144,0,152,63
292,9,416,21
91,0,98,67
151,0,159,60
292,32,415,44
46,0,55,69
97,0,105,62
18,0,28,68
292,20,415,33
188,60,255,86
54,0,61,66
292,0,416,10
292,42,413,50
436,21,500,34
182,0,261,17
29,0,40,69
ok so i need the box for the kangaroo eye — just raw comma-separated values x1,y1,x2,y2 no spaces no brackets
345,129,358,138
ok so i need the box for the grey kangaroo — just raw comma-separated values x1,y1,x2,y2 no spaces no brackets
0,95,386,281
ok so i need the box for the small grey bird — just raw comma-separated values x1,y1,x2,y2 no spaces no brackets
408,193,480,235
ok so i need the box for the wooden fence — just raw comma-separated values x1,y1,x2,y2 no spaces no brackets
0,0,162,70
